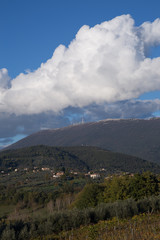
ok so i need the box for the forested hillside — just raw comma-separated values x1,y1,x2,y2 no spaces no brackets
0,145,160,174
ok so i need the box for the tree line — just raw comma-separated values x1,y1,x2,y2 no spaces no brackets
72,172,159,209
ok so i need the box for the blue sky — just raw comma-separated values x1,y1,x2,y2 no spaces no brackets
1,0,160,78
0,0,160,147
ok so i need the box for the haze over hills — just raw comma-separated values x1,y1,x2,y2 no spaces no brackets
1,145,160,174
5,118,160,164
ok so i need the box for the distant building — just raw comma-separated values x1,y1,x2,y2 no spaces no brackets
53,174,59,178
90,173,100,179
41,167,50,171
53,171,64,178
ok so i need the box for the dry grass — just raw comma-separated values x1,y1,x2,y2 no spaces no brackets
44,212,160,240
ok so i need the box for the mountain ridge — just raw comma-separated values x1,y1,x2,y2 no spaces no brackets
5,118,160,164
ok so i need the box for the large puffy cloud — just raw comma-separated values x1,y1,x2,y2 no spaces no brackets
0,15,160,115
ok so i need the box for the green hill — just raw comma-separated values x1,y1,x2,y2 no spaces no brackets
0,145,160,174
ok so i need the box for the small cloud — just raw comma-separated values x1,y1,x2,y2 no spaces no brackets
24,69,32,74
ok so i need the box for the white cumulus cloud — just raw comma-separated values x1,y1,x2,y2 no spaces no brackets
0,14,160,115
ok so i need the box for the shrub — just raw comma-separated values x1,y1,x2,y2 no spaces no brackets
1,226,16,240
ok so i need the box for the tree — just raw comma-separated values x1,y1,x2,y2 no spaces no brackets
71,184,104,209
103,175,130,202
103,172,159,203
128,172,159,200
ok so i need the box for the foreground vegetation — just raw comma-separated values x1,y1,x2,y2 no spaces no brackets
54,212,160,240
1,196,160,239
0,170,160,239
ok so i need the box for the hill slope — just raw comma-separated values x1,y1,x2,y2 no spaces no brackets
1,145,160,174
5,118,160,163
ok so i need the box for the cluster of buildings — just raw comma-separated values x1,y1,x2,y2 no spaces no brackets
1,166,102,180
